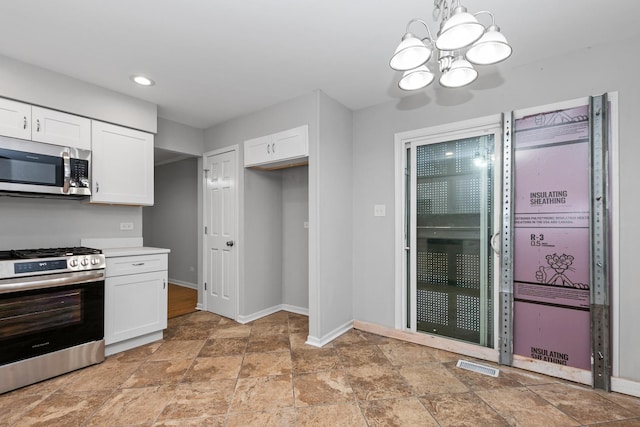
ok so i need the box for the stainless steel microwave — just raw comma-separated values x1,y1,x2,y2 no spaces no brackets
0,135,91,196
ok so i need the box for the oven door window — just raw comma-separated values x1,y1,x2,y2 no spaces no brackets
0,281,104,365
0,147,63,187
0,289,83,338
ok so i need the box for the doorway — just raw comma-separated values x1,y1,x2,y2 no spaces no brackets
403,119,502,348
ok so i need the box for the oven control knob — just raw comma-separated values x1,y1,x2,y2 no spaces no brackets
69,259,78,267
91,257,100,265
81,257,89,266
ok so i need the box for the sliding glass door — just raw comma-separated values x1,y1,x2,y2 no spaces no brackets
408,131,498,346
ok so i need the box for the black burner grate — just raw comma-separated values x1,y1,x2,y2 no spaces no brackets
10,247,102,259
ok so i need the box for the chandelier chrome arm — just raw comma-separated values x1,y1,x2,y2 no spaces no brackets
405,18,435,44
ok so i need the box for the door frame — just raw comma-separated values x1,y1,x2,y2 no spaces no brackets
394,114,503,357
202,145,241,320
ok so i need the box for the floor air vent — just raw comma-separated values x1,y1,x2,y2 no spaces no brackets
456,359,499,377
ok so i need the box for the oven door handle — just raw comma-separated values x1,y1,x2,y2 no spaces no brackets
0,270,104,294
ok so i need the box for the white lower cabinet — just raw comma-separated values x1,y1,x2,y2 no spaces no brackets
104,253,168,355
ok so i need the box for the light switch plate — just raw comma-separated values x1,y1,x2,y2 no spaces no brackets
120,222,134,231
374,204,386,217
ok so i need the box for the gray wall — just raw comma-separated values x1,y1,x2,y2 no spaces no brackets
243,169,284,314
282,166,309,308
313,91,353,338
0,54,156,133
143,157,199,287
156,118,204,156
351,35,640,381
0,196,141,249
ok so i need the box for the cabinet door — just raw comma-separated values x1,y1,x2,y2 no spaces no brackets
243,125,309,168
271,125,308,162
243,134,273,167
0,98,31,140
32,107,91,149
91,121,154,205
104,271,167,345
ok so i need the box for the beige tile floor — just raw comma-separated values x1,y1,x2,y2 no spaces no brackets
2,310,640,426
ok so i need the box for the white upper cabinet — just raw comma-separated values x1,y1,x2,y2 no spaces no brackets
91,120,154,205
0,98,90,150
244,124,308,169
32,106,91,149
0,98,31,140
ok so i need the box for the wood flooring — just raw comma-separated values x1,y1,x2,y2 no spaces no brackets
167,283,197,319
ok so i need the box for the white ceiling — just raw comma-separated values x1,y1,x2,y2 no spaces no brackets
1,1,639,130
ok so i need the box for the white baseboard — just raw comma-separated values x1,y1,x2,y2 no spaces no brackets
195,303,204,311
306,319,353,348
280,304,309,316
236,304,309,324
612,376,640,397
168,279,197,289
105,331,163,357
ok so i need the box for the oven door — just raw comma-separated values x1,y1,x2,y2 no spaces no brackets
0,271,104,365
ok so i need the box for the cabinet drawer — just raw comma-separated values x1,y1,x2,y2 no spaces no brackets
106,254,168,277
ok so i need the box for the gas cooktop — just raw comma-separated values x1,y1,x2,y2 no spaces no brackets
0,246,102,260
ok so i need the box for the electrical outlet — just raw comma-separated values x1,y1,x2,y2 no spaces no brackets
120,222,134,231
374,204,386,217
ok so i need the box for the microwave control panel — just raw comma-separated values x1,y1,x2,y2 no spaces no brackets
70,159,90,188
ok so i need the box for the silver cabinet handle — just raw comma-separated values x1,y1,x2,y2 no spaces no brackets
132,262,145,266
226,241,234,247
36,119,40,132
272,143,275,153
267,144,270,154
23,116,27,129
163,280,166,289
96,181,99,193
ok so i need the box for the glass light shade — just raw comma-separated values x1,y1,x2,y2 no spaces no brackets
465,25,512,65
390,33,432,71
435,6,485,51
439,57,478,88
398,65,435,90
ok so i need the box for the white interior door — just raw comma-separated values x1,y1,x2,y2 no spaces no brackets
203,149,238,319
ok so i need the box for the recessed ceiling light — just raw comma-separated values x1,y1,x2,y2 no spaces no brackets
130,75,155,86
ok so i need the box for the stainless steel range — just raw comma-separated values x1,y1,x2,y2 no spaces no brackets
0,247,106,394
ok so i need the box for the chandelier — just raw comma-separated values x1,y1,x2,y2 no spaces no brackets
390,0,512,90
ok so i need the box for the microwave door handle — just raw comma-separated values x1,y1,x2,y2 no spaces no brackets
62,151,71,193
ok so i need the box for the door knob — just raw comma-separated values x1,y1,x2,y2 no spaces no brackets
226,240,234,247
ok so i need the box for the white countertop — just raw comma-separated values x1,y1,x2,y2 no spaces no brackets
101,246,170,258
80,237,170,258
